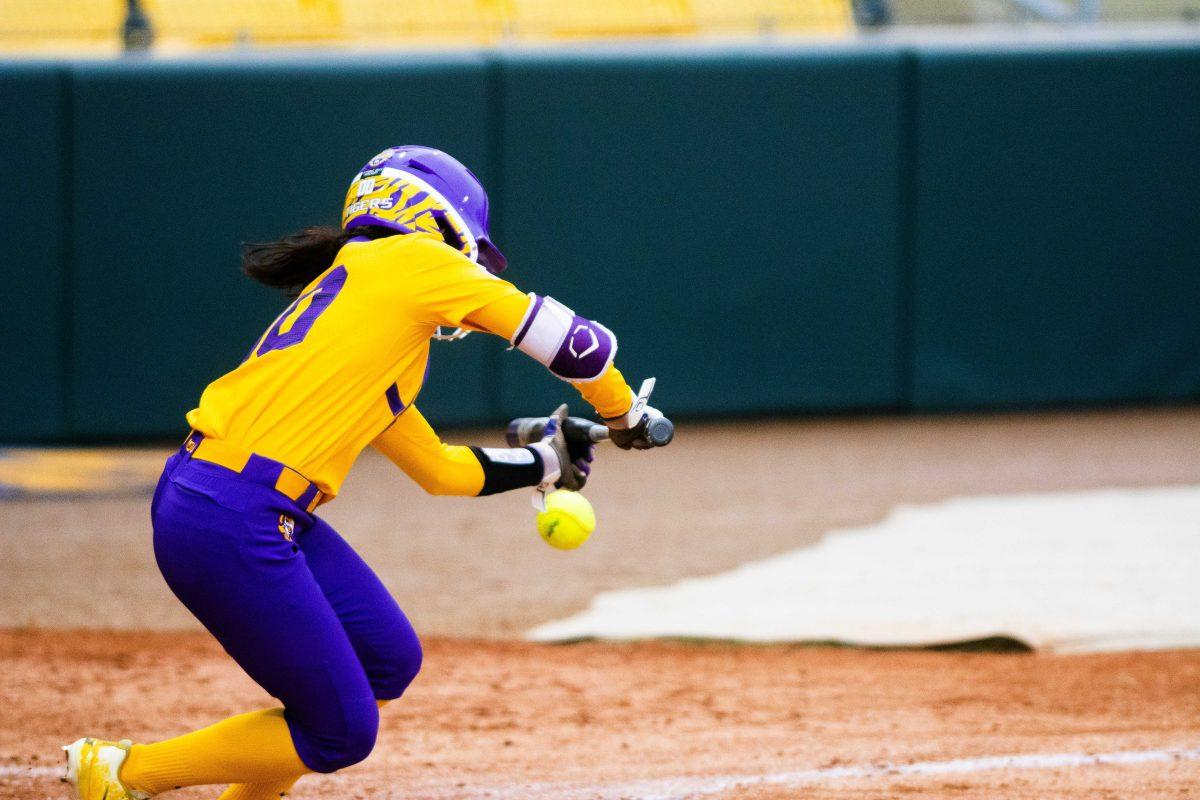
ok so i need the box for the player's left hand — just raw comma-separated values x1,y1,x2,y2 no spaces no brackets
605,407,665,450
604,399,669,450
602,377,673,450
540,404,593,491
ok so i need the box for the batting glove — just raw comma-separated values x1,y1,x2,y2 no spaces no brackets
604,397,666,451
529,404,593,490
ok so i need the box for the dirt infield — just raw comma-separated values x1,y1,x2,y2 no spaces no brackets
4,407,1200,636
1,631,1198,799
3,409,1200,797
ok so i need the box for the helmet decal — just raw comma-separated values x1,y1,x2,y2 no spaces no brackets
341,146,506,274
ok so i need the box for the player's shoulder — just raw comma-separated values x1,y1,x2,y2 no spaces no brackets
341,232,505,298
333,233,464,296
340,231,470,272
348,231,506,291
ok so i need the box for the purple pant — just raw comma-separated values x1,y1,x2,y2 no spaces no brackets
150,452,422,773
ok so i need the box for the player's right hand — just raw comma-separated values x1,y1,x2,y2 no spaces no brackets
542,405,592,490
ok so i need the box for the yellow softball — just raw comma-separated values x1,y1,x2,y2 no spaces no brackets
536,490,596,550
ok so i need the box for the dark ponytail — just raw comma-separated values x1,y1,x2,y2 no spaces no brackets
242,225,398,295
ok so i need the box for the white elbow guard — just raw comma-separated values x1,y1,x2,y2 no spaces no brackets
509,294,617,383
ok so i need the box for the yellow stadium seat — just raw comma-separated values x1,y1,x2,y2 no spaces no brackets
338,0,503,46
0,0,123,52
0,0,855,52
505,0,696,40
142,0,342,47
690,0,853,35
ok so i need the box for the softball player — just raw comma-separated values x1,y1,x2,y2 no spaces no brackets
62,146,669,800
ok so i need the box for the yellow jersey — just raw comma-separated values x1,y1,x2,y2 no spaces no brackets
187,232,631,499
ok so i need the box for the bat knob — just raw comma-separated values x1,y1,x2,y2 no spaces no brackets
646,417,675,447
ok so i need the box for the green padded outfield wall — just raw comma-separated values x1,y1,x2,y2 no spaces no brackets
0,64,69,440
910,44,1200,409
495,47,907,419
4,40,1200,443
66,55,497,439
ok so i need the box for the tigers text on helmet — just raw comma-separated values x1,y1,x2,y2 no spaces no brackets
341,146,507,275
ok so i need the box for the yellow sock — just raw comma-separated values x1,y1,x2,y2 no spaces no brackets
120,708,309,795
217,776,300,800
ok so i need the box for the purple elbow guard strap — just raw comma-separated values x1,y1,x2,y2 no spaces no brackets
510,294,617,383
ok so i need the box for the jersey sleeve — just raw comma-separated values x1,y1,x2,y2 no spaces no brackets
372,404,555,496
405,237,527,330
372,406,485,496
572,363,635,420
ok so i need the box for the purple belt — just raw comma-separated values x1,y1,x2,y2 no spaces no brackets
180,431,325,512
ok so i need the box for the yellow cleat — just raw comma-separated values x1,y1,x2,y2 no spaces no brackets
61,738,151,800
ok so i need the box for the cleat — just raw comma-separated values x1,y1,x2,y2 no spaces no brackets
61,737,151,800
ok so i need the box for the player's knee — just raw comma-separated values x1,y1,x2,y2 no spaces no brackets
395,634,424,690
333,711,380,771
374,629,423,701
303,696,380,773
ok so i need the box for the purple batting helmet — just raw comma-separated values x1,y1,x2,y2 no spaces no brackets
341,145,507,274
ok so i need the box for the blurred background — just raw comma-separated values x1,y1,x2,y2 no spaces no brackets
2,0,1200,53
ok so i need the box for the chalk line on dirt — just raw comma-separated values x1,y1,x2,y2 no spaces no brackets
560,745,1200,800
5,745,1198,798
9,748,1200,796
421,745,1200,799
